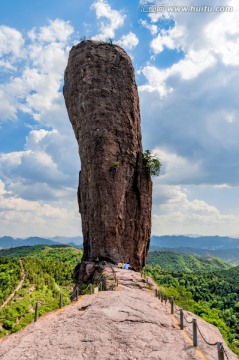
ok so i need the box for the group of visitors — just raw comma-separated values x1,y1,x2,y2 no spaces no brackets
117,262,131,270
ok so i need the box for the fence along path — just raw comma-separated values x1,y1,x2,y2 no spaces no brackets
0,264,117,326
154,288,230,360
0,264,234,359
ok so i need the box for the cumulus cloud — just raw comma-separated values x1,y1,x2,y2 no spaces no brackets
0,128,79,201
28,19,74,43
150,25,185,54
0,179,81,237
91,0,125,40
0,88,18,120
138,0,239,187
0,19,74,125
0,19,82,237
0,25,24,58
139,20,158,35
152,183,239,236
117,32,139,50
152,148,202,185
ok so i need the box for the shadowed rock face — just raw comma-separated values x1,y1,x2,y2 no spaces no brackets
63,40,152,280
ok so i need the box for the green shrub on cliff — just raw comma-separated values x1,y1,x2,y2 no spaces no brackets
143,150,161,176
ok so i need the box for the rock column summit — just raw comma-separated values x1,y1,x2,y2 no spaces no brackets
64,40,152,281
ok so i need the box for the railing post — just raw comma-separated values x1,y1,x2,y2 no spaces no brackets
34,302,39,322
90,283,92,295
59,293,63,308
158,290,160,299
155,289,158,297
217,342,225,360
180,308,184,330
76,287,79,301
193,319,198,347
170,297,174,314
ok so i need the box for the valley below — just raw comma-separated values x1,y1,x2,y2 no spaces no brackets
0,244,239,358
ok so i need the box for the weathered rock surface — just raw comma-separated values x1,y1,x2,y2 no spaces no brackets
0,269,237,360
63,41,152,280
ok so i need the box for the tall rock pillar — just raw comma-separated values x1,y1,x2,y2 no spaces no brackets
63,40,152,281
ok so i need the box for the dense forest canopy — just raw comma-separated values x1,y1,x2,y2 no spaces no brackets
1,245,239,356
0,245,82,337
145,251,239,357
146,251,231,272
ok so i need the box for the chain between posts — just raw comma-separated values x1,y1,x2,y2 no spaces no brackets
223,347,230,360
196,323,218,346
155,288,228,358
183,312,193,324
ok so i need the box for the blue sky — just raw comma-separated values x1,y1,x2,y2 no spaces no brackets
0,0,238,238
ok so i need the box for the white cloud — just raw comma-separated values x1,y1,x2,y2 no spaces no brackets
152,148,202,184
28,19,74,43
0,181,81,237
138,0,239,191
205,1,239,65
149,28,216,83
0,25,24,57
91,0,126,40
117,32,139,50
139,66,172,97
25,129,58,149
0,88,18,120
144,0,237,98
152,184,239,236
0,138,78,202
171,50,216,80
214,184,231,189
0,19,73,124
225,113,236,124
0,59,16,71
150,25,185,54
0,180,7,196
139,20,158,35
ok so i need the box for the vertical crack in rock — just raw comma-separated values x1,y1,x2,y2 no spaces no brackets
63,40,152,281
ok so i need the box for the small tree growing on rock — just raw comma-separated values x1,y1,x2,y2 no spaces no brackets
143,150,161,176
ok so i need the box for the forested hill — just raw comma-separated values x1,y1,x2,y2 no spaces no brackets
151,247,239,264
0,245,82,338
0,244,82,260
146,250,232,272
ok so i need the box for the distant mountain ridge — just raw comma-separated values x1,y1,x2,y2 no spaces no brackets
150,235,239,250
0,236,61,249
1,235,239,250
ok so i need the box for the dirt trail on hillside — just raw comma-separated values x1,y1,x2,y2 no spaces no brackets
0,268,237,360
0,259,26,309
